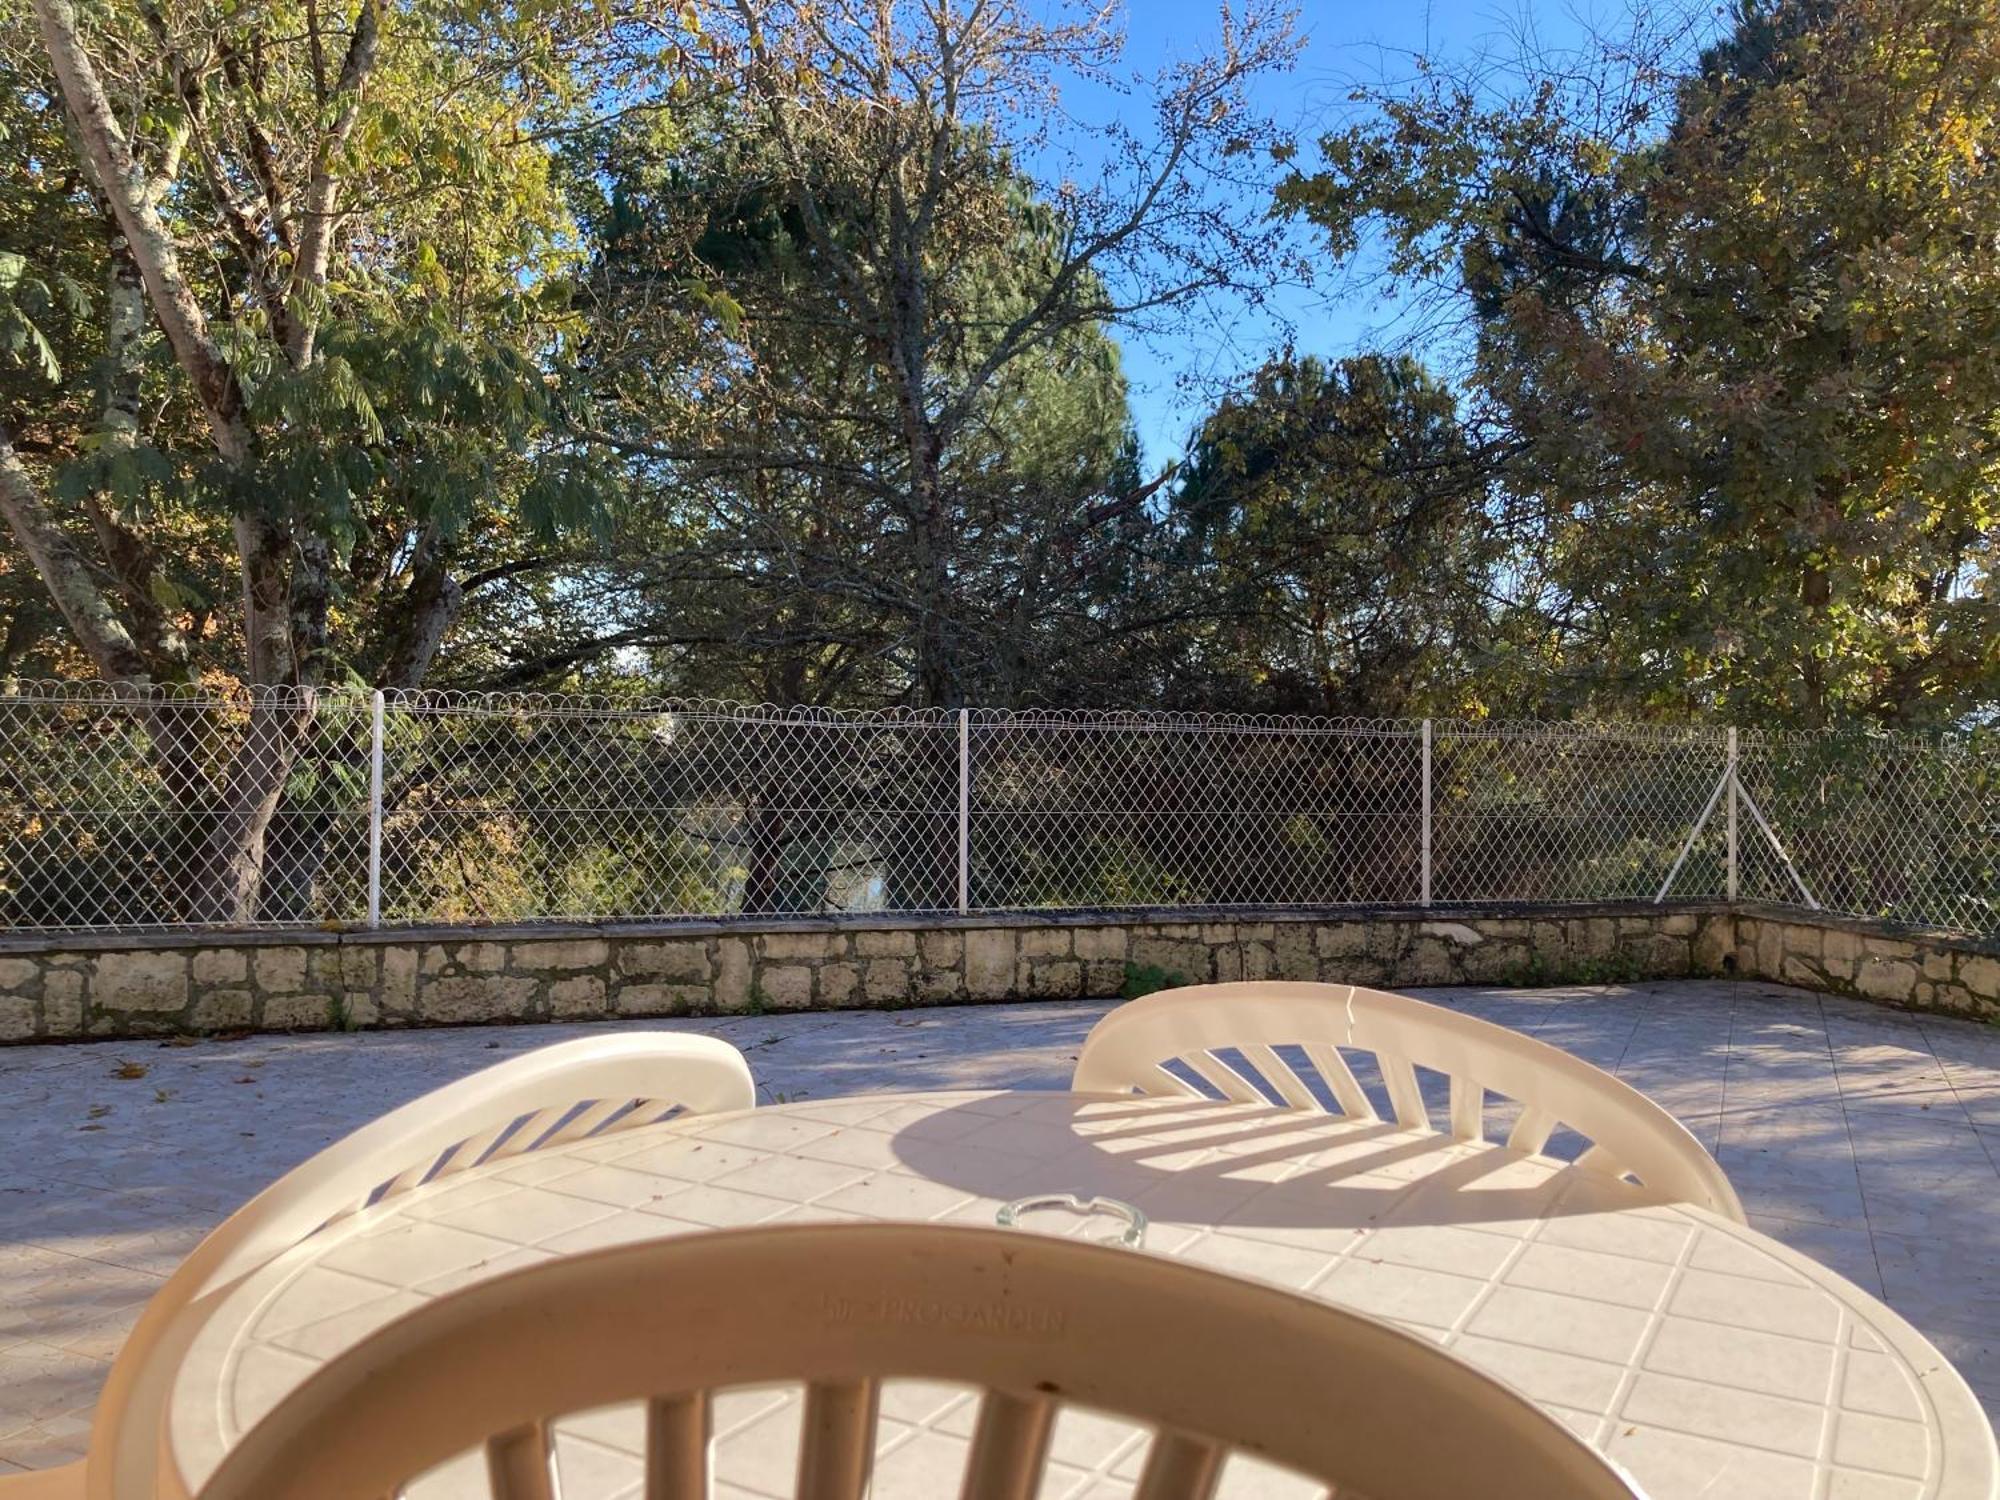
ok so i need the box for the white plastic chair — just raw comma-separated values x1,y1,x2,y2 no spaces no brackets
56,1031,755,1500
1073,981,1743,1221
186,1222,1644,1500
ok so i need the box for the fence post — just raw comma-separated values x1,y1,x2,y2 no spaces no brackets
957,709,971,915
366,690,385,929
1725,725,1739,903
1420,718,1433,906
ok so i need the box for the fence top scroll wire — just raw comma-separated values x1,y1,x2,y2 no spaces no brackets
0,681,1989,936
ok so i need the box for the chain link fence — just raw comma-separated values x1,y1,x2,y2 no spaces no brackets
0,682,1991,936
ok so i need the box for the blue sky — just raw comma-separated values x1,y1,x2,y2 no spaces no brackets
1053,0,1605,466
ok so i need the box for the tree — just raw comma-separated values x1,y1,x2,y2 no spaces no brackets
0,0,654,918
1156,353,1506,717
657,0,1300,708
1279,0,2000,727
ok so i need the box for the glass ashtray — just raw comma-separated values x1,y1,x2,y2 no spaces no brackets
996,1192,1147,1249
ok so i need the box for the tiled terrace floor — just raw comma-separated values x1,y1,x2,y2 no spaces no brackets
1,977,1997,1474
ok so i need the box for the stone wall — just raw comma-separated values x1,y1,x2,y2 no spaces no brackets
0,906,1729,1043
1728,905,2000,1022
2,902,1991,1044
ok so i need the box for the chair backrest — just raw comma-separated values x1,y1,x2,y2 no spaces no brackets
1073,981,1743,1221
89,1031,754,1500
188,1222,1643,1500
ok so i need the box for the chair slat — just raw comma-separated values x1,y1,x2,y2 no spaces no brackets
959,1390,1055,1500
1133,1430,1225,1500
1242,1044,1322,1112
645,1391,709,1500
1448,1076,1484,1142
1301,1043,1377,1122
541,1097,628,1147
1378,1054,1430,1131
485,1421,554,1500
1178,1050,1268,1105
1506,1104,1558,1155
624,1097,687,1129
495,1105,572,1161
1138,1062,1205,1100
797,1377,879,1500
436,1119,519,1180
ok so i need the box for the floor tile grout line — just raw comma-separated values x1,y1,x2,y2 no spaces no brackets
1912,1017,2000,1181
1816,992,1892,1303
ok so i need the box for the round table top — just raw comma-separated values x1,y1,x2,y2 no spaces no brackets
167,1089,1997,1500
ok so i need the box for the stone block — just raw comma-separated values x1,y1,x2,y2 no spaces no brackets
1240,942,1274,982
252,947,308,994
1084,960,1126,995
818,962,859,1005
549,975,607,1018
918,931,963,968
616,983,706,1017
1780,953,1824,988
381,947,419,1009
336,946,380,996
459,942,509,975
1419,921,1484,948
0,957,38,992
1397,937,1458,986
1661,912,1698,937
1822,927,1863,966
917,965,963,1002
514,939,608,972
1959,954,2000,1000
423,975,538,1024
759,965,814,1010
714,939,754,1010
1315,924,1367,958
1273,926,1316,980
1073,929,1126,961
0,996,34,1042
1693,918,1734,974
1213,946,1242,982
1019,929,1072,958
621,940,710,983
189,988,254,1032
963,930,1017,1000
95,951,188,1013
1129,937,1208,984
420,945,451,975
1027,960,1084,999
263,993,337,1031
1930,984,1985,1018
854,930,918,957
1854,958,1917,1003
763,932,833,961
41,971,83,1035
862,959,910,1004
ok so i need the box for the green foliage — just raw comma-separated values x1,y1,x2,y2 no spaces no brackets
1279,0,2000,728
1121,961,1189,1000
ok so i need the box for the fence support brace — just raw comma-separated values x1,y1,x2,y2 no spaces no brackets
956,709,970,915
1420,719,1432,906
366,690,385,929
1725,727,1739,902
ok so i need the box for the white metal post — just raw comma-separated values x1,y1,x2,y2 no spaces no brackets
1725,726,1739,903
957,708,970,915
366,690,385,928
1420,718,1433,906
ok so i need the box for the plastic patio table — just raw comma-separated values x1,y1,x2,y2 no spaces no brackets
160,1089,1998,1500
